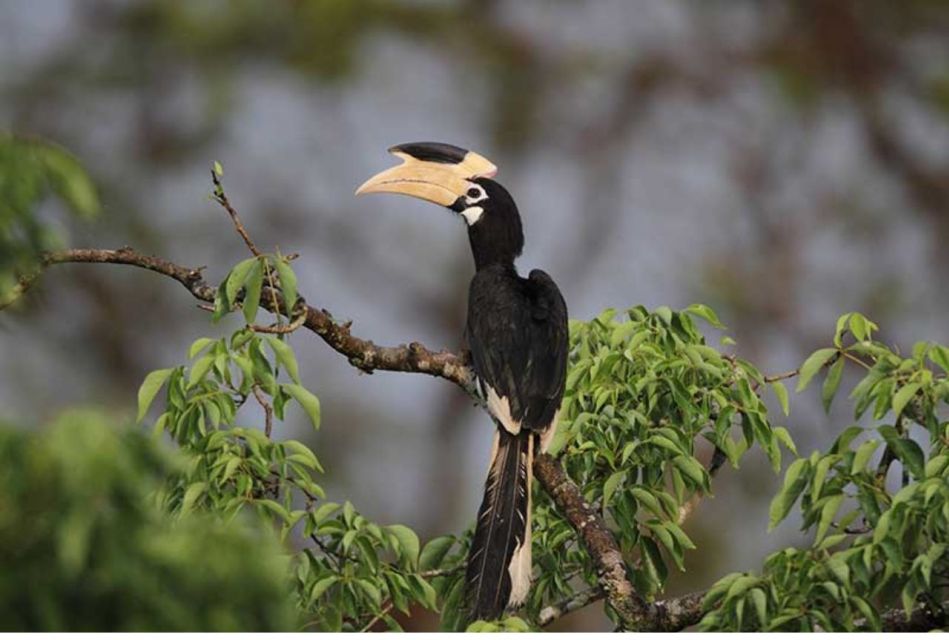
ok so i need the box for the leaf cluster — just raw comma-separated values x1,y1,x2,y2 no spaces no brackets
0,411,295,631
701,312,949,631
0,134,99,301
529,305,795,623
137,257,441,631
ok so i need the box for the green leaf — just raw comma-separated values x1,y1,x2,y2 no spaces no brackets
773,426,797,455
188,337,215,359
283,439,322,471
664,521,696,550
925,454,948,478
40,144,100,218
181,481,206,515
387,524,420,569
356,579,382,608
242,260,264,324
256,499,290,522
811,455,835,501
749,588,768,626
630,487,663,517
725,575,759,601
850,439,880,475
821,357,845,413
213,160,224,177
672,455,707,489
312,501,340,522
413,576,438,610
266,336,301,384
188,354,215,388
892,382,921,418
872,510,891,544
602,470,624,509
771,381,790,416
849,313,869,341
420,536,455,571
283,383,321,430
225,257,258,307
647,435,684,456
275,258,298,315
686,303,725,329
834,313,851,348
768,458,809,529
796,348,838,392
886,437,925,479
816,494,844,542
309,576,338,602
136,368,173,422
930,345,949,373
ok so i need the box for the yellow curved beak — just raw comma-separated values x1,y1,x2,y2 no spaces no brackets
356,146,498,207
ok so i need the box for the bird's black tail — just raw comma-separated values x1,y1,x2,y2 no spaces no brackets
465,428,534,622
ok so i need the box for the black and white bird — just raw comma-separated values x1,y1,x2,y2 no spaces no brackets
356,142,568,622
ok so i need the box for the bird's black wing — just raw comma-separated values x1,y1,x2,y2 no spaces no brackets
521,269,569,430
466,267,568,434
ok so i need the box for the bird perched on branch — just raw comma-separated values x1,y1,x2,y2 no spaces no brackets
356,142,568,622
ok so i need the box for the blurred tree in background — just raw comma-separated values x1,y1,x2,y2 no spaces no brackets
0,411,295,631
1,0,949,632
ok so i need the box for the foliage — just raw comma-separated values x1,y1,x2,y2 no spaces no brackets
0,410,294,631
138,255,441,631
700,312,949,631
525,305,795,625
0,133,98,302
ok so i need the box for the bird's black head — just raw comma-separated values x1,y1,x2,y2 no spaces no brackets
356,142,524,271
449,177,524,270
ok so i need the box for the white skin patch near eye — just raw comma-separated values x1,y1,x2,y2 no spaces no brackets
460,183,488,225
461,206,484,225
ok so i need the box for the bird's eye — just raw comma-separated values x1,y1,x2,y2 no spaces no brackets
465,185,487,204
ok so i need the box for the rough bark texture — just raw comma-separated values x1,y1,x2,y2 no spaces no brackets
533,452,647,629
42,248,475,391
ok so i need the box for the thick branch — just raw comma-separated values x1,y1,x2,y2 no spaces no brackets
879,599,949,632
38,248,475,393
533,453,647,629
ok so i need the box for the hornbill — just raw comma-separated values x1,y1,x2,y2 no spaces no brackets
356,142,568,621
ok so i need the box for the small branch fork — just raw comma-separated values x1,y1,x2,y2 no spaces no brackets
5,178,940,633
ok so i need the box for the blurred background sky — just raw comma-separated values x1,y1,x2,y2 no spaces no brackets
1,0,948,629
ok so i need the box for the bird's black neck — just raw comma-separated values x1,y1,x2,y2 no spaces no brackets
468,239,519,273
466,179,524,272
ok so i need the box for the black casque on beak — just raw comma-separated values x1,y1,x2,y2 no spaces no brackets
355,142,498,208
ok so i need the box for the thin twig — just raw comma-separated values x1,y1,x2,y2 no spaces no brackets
212,170,261,257
250,304,308,334
763,368,800,383
0,271,40,310
262,259,283,327
359,602,394,633
419,566,463,578
252,385,274,438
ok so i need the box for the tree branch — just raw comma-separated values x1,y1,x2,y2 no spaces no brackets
537,587,602,627
533,452,647,629
38,248,475,393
